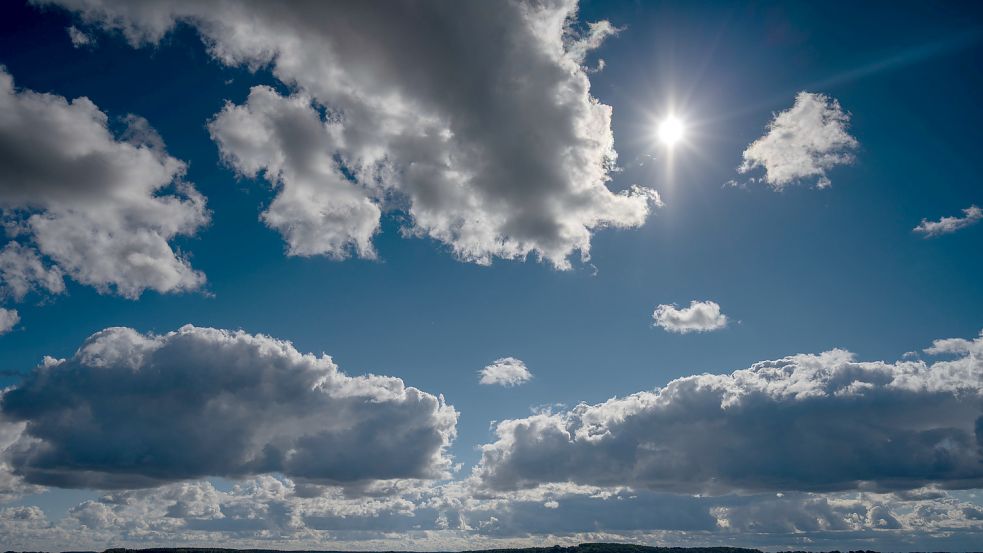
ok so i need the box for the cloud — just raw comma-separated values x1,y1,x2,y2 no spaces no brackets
208,86,381,259
46,0,661,269
3,472,982,550
709,489,983,536
0,308,18,335
0,418,43,503
739,91,858,190
474,330,983,493
652,300,727,334
479,357,533,387
66,25,93,47
712,493,893,533
0,243,64,302
914,205,982,237
0,68,208,300
0,325,458,489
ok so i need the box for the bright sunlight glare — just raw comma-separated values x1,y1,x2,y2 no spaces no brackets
657,116,685,146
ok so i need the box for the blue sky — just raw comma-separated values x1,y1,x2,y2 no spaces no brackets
0,0,981,550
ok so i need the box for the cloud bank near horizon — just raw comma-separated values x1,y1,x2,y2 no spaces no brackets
0,325,980,549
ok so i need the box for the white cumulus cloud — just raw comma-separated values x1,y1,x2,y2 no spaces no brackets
739,91,859,190
0,68,208,300
208,86,380,259
652,300,728,334
45,0,661,269
479,357,533,387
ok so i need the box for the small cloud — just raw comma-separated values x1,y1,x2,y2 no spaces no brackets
479,357,533,387
0,307,19,335
739,91,858,190
66,26,93,48
653,300,728,334
913,205,982,238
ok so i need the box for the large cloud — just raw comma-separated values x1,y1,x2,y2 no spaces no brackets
0,68,208,299
45,0,661,269
0,325,458,489
475,330,983,493
738,91,858,190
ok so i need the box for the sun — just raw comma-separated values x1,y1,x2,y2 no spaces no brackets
657,116,685,146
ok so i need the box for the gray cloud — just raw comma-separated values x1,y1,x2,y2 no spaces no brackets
475,330,983,493
652,300,728,334
1,325,457,489
0,68,208,299
712,493,883,534
739,91,858,190
46,0,661,269
914,205,982,237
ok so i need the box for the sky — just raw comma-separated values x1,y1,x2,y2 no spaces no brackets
0,0,981,550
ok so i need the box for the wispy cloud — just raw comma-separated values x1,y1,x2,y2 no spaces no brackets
914,205,982,237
